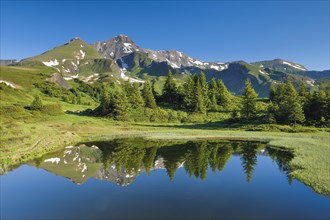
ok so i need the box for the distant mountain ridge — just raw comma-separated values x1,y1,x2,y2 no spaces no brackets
252,59,308,73
11,34,329,97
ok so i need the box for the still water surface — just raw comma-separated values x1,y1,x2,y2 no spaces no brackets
1,138,329,219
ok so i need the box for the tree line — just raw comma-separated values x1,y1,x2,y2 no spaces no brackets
32,70,330,126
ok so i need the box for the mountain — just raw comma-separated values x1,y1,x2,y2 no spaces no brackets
20,38,120,83
92,34,228,71
218,62,272,97
294,70,330,80
0,59,17,66
11,34,328,97
251,59,308,74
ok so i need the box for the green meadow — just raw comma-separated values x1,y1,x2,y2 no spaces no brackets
0,65,329,196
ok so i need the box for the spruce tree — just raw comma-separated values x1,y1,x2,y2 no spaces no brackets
99,84,110,115
269,83,276,102
208,78,218,111
132,83,145,108
30,95,43,111
273,83,286,123
298,81,308,106
241,79,258,119
283,80,305,124
195,78,206,113
198,72,210,109
217,79,231,110
110,89,131,121
162,70,177,104
298,81,308,98
142,81,157,109
183,75,195,110
288,101,305,125
305,91,327,123
124,81,144,109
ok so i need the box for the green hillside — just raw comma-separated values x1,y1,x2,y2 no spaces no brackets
22,38,101,62
20,38,121,82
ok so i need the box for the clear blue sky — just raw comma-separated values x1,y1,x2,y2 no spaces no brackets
1,0,329,70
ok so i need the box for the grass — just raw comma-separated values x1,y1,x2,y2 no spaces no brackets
0,65,329,196
0,66,53,88
0,110,329,196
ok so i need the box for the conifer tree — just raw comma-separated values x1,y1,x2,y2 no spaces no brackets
198,72,210,109
208,78,218,111
99,84,110,115
217,79,231,110
183,75,195,110
298,81,308,106
124,81,144,109
111,89,131,121
241,79,258,119
269,83,276,102
195,80,206,113
142,81,157,109
283,80,305,124
162,70,178,103
30,95,43,111
288,101,305,124
298,81,308,98
305,91,327,123
132,83,145,108
274,83,286,104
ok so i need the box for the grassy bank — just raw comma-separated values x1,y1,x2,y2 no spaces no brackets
0,112,329,196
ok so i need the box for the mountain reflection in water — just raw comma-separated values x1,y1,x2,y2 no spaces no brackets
28,138,294,186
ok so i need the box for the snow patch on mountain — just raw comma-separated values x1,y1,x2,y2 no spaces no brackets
210,65,221,71
43,59,59,67
259,70,268,75
282,61,306,71
120,68,144,83
83,73,99,83
80,50,85,59
193,60,203,66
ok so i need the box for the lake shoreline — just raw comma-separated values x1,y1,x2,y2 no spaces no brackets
1,114,329,196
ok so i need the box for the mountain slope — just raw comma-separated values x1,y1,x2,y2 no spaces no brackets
217,62,272,97
294,70,330,80
20,38,121,82
251,59,307,74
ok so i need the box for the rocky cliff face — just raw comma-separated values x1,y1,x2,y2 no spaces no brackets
92,34,228,71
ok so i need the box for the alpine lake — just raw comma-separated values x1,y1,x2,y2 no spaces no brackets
1,138,329,219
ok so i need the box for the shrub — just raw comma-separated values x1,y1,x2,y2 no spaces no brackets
41,103,63,115
30,95,43,111
182,113,206,123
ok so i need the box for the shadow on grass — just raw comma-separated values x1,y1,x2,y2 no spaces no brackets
131,120,260,130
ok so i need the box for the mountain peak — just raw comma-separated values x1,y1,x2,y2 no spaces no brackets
92,34,139,60
110,34,135,44
251,59,307,72
67,37,87,46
